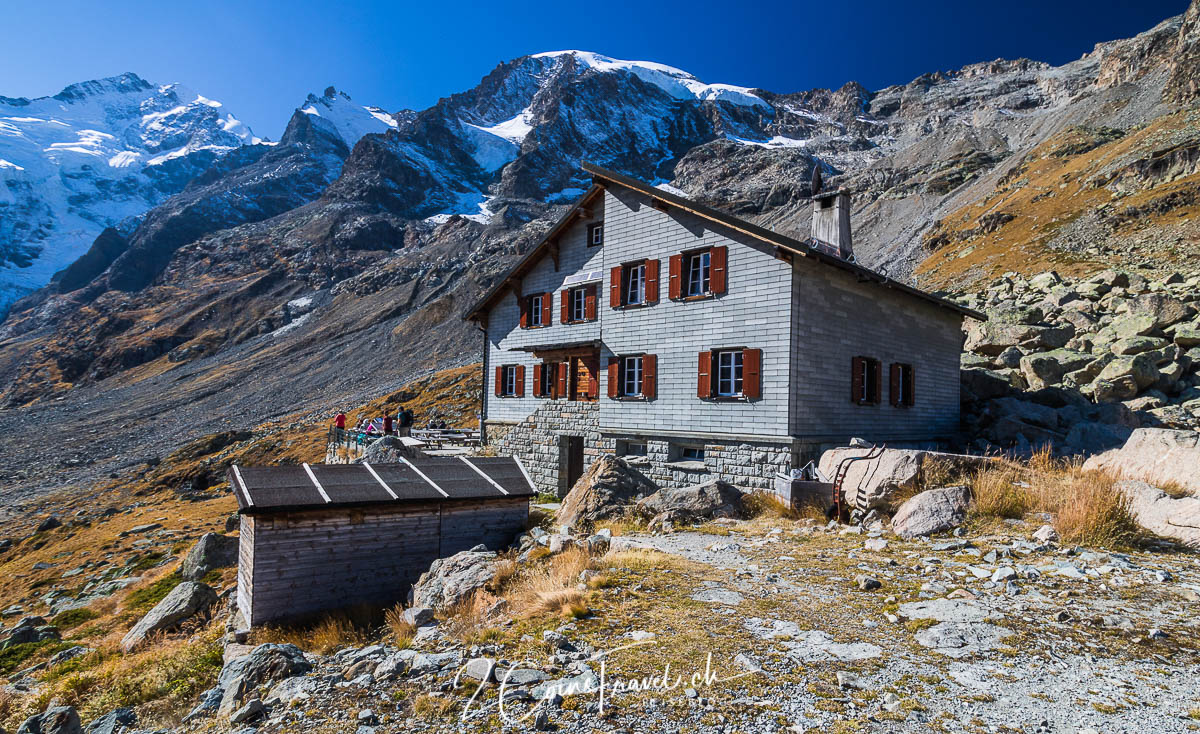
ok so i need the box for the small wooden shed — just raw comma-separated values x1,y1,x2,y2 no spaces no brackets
228,456,534,626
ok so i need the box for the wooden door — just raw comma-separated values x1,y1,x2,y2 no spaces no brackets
562,435,585,495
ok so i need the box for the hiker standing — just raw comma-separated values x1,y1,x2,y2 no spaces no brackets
383,413,393,435
334,412,346,441
397,405,413,437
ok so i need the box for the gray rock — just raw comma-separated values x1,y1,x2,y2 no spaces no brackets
461,657,496,682
120,581,217,651
82,708,135,734
899,599,995,623
1032,524,1059,543
1111,314,1158,339
1083,428,1200,493
854,575,881,591
1097,354,1160,391
219,643,312,692
36,517,62,533
1114,480,1200,546
890,486,970,539
1019,349,1092,389
402,607,434,627
229,699,264,724
1128,293,1194,328
409,549,498,610
180,533,238,581
635,479,745,522
17,706,82,734
914,622,1013,657
818,448,988,511
557,455,658,528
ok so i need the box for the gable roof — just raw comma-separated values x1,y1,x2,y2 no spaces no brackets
465,164,984,322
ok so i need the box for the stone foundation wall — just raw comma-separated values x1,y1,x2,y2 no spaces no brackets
626,438,792,491
491,401,608,497
492,401,796,495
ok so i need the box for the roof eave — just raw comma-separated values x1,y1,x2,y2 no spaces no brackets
464,184,605,322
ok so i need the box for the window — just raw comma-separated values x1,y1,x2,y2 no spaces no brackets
715,350,743,396
851,356,881,405
680,447,706,461
587,222,604,247
618,440,647,457
495,364,524,398
890,363,915,407
608,354,656,399
610,260,659,308
528,294,544,327
685,250,710,297
669,246,726,300
570,287,587,322
520,292,550,329
697,348,761,399
624,263,645,305
534,362,558,399
622,356,643,396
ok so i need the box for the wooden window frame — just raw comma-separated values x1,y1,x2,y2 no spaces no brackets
608,353,656,400
669,246,726,301
684,249,711,298
611,259,659,309
851,356,882,405
715,349,743,397
890,362,915,408
697,347,761,401
497,364,525,398
587,222,604,247
533,362,559,399
521,292,551,329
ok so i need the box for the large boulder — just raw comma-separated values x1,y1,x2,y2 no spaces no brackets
1083,428,1200,493
1097,354,1159,391
1019,350,1092,390
890,486,971,539
557,455,658,529
180,533,239,581
817,448,990,511
219,643,311,690
634,480,745,523
120,581,217,652
1128,293,1194,328
16,706,82,734
83,708,136,734
356,436,426,463
1116,480,1200,546
409,547,498,610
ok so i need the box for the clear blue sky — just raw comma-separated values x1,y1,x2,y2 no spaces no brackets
2,0,1189,139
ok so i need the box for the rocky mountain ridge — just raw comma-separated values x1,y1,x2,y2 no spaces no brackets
3,6,1200,494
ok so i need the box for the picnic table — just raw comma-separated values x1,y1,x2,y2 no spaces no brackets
410,428,481,449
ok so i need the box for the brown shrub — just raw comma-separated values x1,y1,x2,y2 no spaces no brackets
383,605,415,649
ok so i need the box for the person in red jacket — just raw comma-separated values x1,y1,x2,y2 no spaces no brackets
383,413,393,435
335,412,346,430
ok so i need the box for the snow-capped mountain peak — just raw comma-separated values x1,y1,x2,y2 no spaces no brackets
298,86,398,149
0,73,262,315
532,50,771,109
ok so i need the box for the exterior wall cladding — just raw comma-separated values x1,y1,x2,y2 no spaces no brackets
488,186,966,495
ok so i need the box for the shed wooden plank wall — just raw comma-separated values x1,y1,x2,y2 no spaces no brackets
237,515,255,626
240,497,528,626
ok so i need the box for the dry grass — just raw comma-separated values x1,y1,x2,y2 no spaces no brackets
383,604,416,648
970,449,1142,548
505,547,593,619
253,610,370,654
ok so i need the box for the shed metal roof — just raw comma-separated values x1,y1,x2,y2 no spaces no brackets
228,456,536,513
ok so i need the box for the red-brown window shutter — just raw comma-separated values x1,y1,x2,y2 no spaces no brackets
710,246,728,295
607,357,619,398
533,364,544,398
642,354,657,399
610,266,623,308
556,362,568,398
495,365,503,397
668,254,682,299
560,290,570,324
905,366,915,406
645,258,660,303
697,351,712,398
586,357,600,399
889,363,900,406
540,293,551,327
873,359,882,404
584,284,597,321
742,349,762,399
514,365,525,397
851,357,864,404
519,298,529,328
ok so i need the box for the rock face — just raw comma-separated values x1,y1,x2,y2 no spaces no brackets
180,533,239,581
120,581,217,651
817,448,988,511
959,271,1200,456
558,455,658,529
1082,428,1200,492
890,486,972,539
82,708,135,734
634,479,745,523
1116,480,1200,546
16,706,82,734
409,547,498,610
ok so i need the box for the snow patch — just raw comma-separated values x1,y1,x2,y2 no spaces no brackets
727,134,808,149
654,182,687,197
300,90,396,148
534,51,771,110
0,158,24,170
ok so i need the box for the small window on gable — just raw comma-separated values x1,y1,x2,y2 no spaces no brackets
851,356,881,405
588,222,604,247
